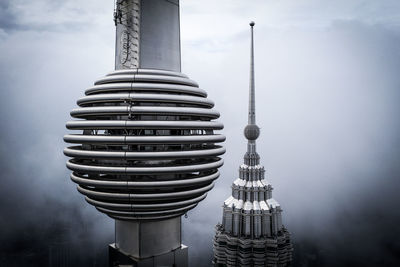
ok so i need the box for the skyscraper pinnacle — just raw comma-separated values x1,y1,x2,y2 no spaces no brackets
213,22,293,266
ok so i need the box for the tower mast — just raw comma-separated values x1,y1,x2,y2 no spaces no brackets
244,22,261,166
248,21,256,126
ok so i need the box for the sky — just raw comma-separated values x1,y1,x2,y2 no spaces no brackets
0,0,400,266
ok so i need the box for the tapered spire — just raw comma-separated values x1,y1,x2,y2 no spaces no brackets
244,21,260,163
249,21,256,125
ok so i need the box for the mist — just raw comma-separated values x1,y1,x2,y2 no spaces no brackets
0,1,399,266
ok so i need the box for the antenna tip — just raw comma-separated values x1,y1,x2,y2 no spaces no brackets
250,21,255,27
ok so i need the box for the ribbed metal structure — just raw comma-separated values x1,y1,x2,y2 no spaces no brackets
64,68,225,220
64,1,224,264
213,22,293,267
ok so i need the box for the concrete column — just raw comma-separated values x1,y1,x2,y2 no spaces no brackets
115,217,182,258
115,0,181,71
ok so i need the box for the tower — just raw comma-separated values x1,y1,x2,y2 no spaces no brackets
63,1,225,266
213,22,293,266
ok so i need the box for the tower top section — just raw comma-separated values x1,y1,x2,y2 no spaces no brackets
114,0,181,71
244,21,260,142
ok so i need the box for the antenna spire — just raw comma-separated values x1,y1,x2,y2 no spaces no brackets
249,21,256,125
244,21,260,165
244,21,260,147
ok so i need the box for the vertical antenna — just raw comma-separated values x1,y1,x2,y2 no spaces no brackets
244,21,260,162
248,21,256,125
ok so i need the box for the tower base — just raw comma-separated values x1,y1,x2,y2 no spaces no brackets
109,243,188,267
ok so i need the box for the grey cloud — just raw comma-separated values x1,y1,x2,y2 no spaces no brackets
0,12,114,266
0,0,112,33
0,1,19,31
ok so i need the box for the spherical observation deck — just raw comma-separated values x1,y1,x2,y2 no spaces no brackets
64,68,225,220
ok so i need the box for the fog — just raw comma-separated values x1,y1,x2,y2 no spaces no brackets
0,1,399,266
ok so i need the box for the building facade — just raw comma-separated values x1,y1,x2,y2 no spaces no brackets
213,22,293,267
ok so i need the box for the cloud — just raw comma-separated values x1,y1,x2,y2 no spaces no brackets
0,2,115,265
0,0,112,32
0,1,19,31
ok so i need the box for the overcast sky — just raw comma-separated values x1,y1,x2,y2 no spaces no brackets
0,1,399,266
